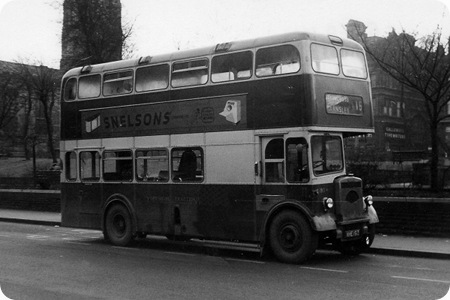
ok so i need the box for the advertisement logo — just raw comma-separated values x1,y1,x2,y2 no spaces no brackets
85,114,101,133
219,100,241,124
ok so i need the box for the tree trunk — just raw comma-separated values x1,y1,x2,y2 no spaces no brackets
40,96,57,163
22,91,33,160
430,122,440,191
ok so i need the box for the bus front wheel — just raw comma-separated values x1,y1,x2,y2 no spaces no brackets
104,204,134,246
269,210,318,264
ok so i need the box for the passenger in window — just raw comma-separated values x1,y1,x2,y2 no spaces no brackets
177,149,197,181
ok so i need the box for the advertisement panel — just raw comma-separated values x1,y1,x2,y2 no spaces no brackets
81,94,247,138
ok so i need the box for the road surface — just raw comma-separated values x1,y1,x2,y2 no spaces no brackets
0,222,448,300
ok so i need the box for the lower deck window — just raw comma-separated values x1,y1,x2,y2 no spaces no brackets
136,149,168,182
171,148,204,182
80,151,100,181
65,151,77,181
103,150,133,181
264,138,284,183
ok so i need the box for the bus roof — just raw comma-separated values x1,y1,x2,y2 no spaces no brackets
63,31,364,78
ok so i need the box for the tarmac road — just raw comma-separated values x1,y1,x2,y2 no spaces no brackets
0,222,449,300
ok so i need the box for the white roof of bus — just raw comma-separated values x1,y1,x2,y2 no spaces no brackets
63,31,363,78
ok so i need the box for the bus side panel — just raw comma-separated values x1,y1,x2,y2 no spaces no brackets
252,75,307,129
133,184,257,242
312,75,373,130
61,183,79,227
196,184,256,241
134,184,172,235
61,182,102,229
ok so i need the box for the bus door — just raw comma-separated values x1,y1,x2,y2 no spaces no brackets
256,137,286,213
78,150,102,227
256,136,310,212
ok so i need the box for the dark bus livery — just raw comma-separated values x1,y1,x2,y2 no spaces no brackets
60,32,378,263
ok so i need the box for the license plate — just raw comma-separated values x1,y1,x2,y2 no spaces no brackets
344,229,360,238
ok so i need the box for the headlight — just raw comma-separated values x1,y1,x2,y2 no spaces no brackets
363,195,373,206
323,197,334,211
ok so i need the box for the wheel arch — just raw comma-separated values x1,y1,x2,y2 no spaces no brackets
101,193,138,235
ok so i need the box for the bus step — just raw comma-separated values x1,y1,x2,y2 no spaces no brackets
191,239,261,253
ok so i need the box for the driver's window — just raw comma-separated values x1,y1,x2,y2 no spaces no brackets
286,138,309,182
311,135,344,175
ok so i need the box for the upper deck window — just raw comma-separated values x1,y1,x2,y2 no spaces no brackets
171,59,208,88
311,44,339,75
211,51,252,82
341,49,367,79
79,75,101,99
64,78,77,101
256,45,300,77
103,70,133,96
136,64,169,92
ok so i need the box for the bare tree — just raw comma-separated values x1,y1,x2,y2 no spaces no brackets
16,64,61,163
60,0,134,71
350,25,450,191
0,71,21,132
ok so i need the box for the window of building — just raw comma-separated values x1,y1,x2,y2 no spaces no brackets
341,49,367,79
256,45,300,77
311,44,339,75
103,150,133,182
311,136,343,175
211,51,252,82
103,70,133,96
380,99,404,118
445,127,450,144
79,75,101,99
171,147,204,182
64,78,77,101
171,59,209,87
80,151,101,181
264,138,285,183
136,64,170,92
65,151,77,181
286,138,309,183
136,149,169,182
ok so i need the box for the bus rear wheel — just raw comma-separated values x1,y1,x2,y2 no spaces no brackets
269,210,318,264
104,204,134,246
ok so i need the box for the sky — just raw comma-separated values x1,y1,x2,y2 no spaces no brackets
0,0,449,69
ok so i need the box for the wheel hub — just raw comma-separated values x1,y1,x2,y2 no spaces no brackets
279,224,302,251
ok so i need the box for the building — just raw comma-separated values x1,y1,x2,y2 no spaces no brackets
60,0,123,72
346,20,431,163
0,0,123,159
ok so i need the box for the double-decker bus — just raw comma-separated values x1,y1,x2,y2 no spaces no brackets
60,32,378,263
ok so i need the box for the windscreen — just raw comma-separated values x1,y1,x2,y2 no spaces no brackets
311,135,344,175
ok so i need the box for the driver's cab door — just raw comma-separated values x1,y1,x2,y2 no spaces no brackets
256,136,309,211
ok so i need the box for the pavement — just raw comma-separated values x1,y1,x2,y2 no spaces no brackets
0,208,449,259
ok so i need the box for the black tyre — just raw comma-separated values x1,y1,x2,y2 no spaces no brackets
104,204,134,246
269,210,318,264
